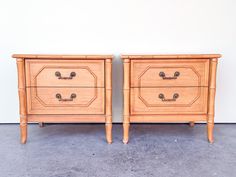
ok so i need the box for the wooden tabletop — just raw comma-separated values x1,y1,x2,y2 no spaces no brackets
121,54,221,59
12,54,113,59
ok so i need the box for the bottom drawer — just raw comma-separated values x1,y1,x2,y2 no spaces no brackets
27,87,104,114
131,87,208,115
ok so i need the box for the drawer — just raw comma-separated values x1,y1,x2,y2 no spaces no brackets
130,87,208,114
27,87,104,114
25,60,104,87
131,59,209,87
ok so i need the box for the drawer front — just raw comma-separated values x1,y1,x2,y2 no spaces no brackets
131,59,209,87
131,87,208,114
27,87,104,114
25,60,104,87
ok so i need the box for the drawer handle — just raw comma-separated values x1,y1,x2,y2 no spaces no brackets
55,71,76,80
56,93,76,102
159,93,179,102
159,71,180,80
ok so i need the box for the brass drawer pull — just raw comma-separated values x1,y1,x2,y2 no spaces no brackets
159,93,179,102
56,93,76,102
55,71,76,80
159,71,180,80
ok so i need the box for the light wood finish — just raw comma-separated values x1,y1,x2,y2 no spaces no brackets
28,115,105,122
105,59,112,144
25,60,104,87
123,59,130,144
13,54,113,144
122,54,221,143
207,58,218,143
16,59,27,144
13,54,113,59
122,54,221,59
27,87,104,114
131,59,209,87
131,87,208,115
130,115,207,122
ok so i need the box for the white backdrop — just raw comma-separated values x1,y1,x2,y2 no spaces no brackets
0,0,235,123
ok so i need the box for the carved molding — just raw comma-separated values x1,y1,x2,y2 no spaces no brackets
138,66,201,87
34,65,98,87
138,88,201,107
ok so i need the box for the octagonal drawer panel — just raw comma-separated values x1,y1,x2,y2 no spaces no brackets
131,59,209,87
27,87,104,114
131,87,208,115
25,60,104,87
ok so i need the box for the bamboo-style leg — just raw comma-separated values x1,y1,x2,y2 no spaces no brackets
123,59,130,144
17,58,27,144
105,116,112,144
123,116,130,144
207,58,218,143
39,122,44,127
20,116,27,144
105,59,112,144
189,121,195,127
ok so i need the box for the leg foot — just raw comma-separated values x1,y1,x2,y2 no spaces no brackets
20,124,27,144
207,122,214,143
105,123,112,144
123,123,130,144
189,121,195,127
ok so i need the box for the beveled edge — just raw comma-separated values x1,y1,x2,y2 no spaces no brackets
12,54,113,60
121,54,222,59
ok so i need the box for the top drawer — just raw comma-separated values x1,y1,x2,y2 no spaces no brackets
25,60,104,87
131,59,209,87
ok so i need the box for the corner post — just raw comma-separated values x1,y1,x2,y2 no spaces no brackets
16,58,27,144
105,58,112,144
123,58,130,144
207,58,218,143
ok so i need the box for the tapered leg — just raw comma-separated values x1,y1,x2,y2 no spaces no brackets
123,117,130,144
105,59,112,144
105,118,112,144
189,121,195,127
20,116,27,144
207,58,218,143
207,120,214,143
123,58,130,144
17,58,28,144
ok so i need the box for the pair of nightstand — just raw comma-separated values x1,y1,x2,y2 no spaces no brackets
13,54,221,144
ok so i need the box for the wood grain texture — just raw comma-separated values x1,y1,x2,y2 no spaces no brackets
12,54,113,59
123,54,221,143
25,60,104,87
207,58,218,143
105,59,112,144
13,54,113,144
28,115,105,122
27,87,104,114
131,59,209,87
123,59,130,144
16,59,27,144
130,115,207,122
131,87,208,115
122,54,221,59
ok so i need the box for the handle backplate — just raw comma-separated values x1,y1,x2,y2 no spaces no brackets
56,93,76,102
55,71,76,80
159,71,180,80
159,93,179,102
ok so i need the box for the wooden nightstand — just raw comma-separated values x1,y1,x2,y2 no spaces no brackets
13,54,113,144
122,54,221,144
